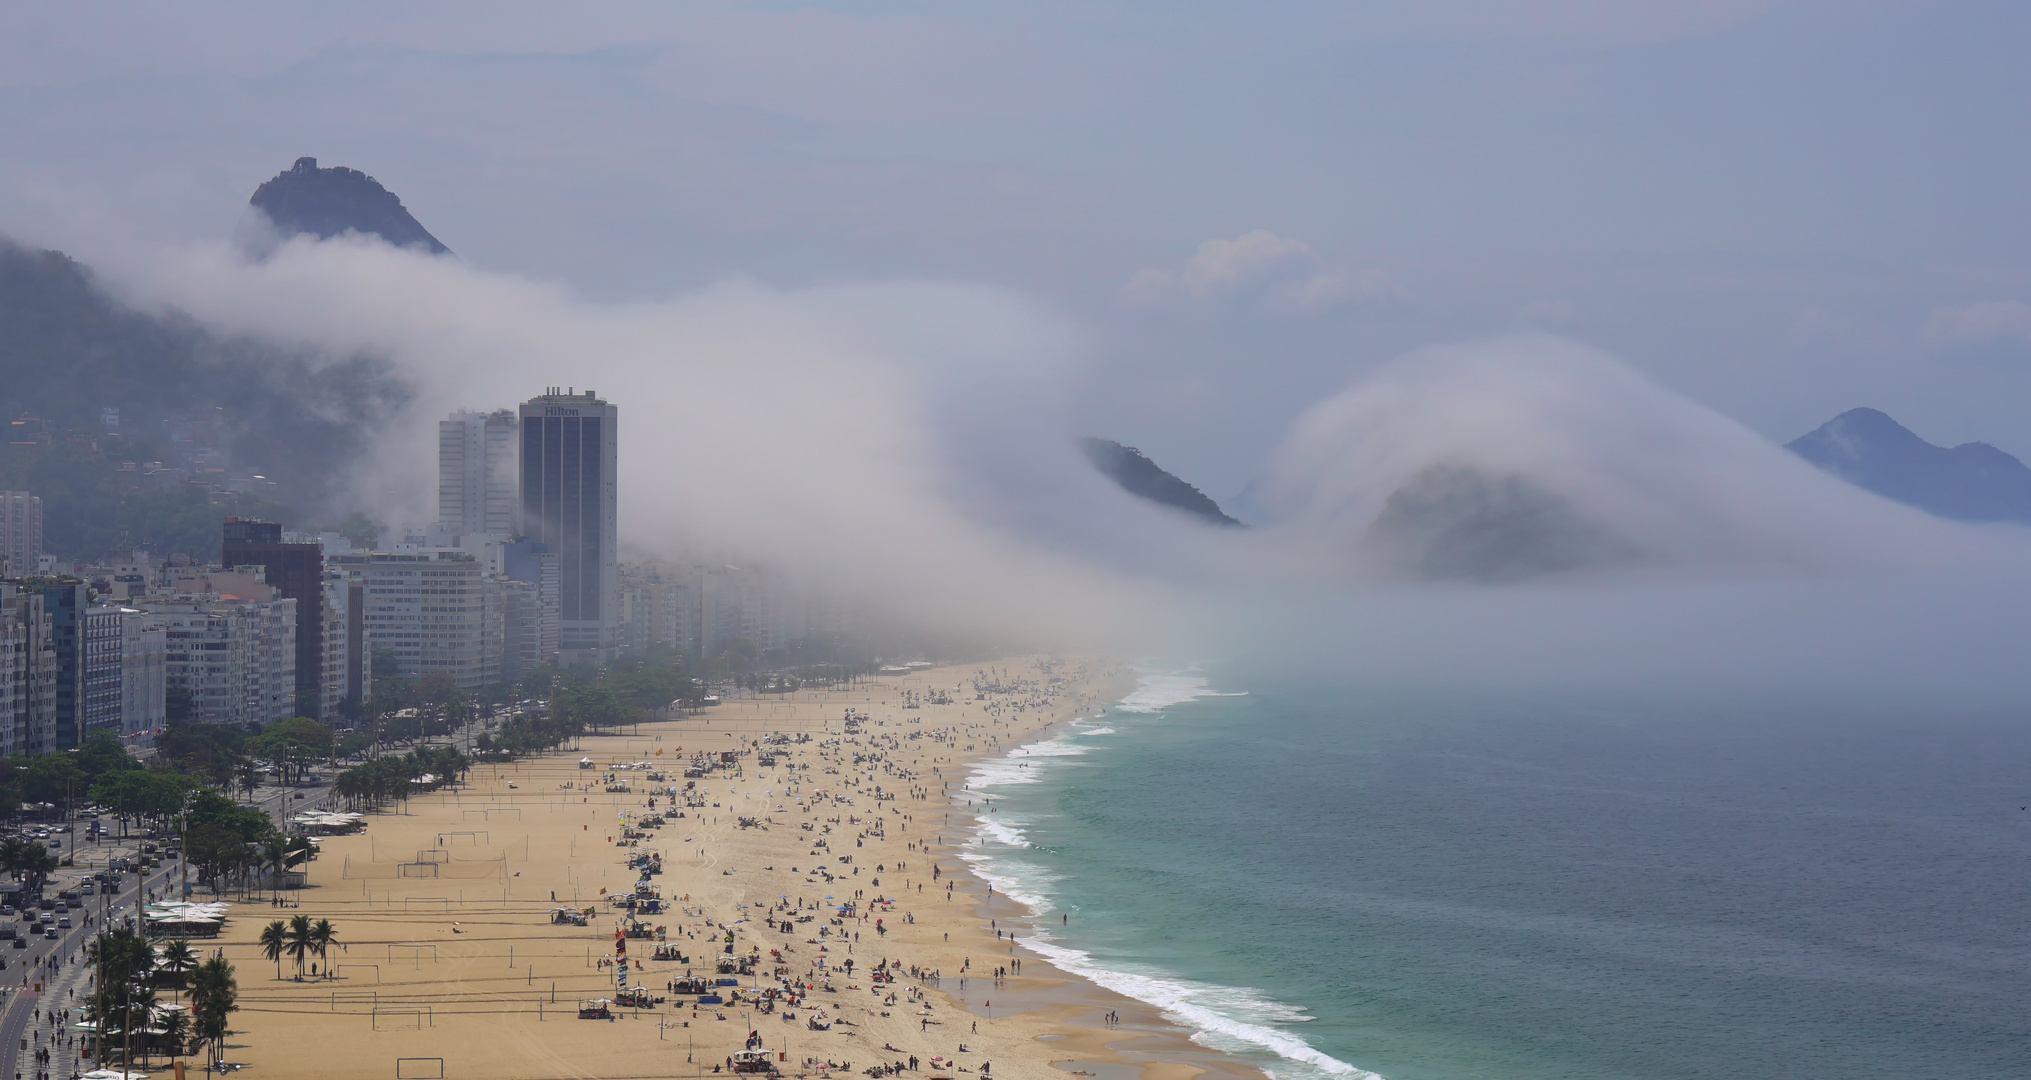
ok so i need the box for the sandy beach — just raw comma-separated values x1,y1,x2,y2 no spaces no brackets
201,657,1268,1080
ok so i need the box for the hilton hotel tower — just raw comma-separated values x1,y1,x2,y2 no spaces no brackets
519,388,620,665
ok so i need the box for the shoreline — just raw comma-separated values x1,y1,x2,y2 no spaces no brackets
200,656,1271,1080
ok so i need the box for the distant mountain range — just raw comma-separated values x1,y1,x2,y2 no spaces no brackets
250,157,450,254
1787,408,2031,523
1079,438,1243,527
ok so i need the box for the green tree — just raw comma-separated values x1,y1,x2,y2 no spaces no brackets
157,1008,190,1061
309,918,340,979
285,913,314,980
157,938,198,1003
258,919,287,981
88,926,156,1070
89,769,185,835
189,955,238,1069
0,838,59,895
19,753,86,805
76,730,139,780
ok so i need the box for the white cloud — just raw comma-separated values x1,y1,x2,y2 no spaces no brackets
1123,229,1386,315
1921,301,2031,348
1177,230,1315,296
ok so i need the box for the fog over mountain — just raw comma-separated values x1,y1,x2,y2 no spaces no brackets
1250,337,1984,583
63,231,2031,701
247,157,450,256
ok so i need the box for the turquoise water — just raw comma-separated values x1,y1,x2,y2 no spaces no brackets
958,669,2031,1080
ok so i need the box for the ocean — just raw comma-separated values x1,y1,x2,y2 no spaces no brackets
958,668,2031,1080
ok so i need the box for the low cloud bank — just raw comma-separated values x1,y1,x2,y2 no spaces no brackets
104,235,1211,649
1253,336,2003,581
90,240,2031,698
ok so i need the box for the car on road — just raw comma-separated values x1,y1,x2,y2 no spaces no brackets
10,938,24,949
55,917,69,929
41,926,57,939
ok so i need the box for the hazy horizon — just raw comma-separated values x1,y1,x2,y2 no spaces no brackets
6,2,2031,697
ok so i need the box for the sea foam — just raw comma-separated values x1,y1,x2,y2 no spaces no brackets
951,669,1381,1080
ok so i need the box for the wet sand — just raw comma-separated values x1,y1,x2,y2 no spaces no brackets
208,657,1267,1080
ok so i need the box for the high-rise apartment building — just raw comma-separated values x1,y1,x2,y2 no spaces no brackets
117,608,166,740
153,593,298,727
38,582,89,753
320,573,366,718
502,538,560,667
499,578,544,682
0,584,55,757
82,604,124,739
518,389,619,665
328,550,500,689
0,492,40,578
439,409,520,537
222,518,327,718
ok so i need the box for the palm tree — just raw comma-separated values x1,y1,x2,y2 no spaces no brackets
285,913,314,980
258,920,288,980
260,836,290,901
12,842,58,898
189,956,236,1070
309,918,340,979
126,984,159,1065
157,939,198,1003
157,1008,190,1063
87,928,155,1071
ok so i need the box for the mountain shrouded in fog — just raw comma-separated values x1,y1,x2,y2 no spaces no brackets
0,237,407,556
249,157,451,255
1079,437,1243,528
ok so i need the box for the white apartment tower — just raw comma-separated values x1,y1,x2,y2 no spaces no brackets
518,389,619,665
328,550,500,690
117,609,166,739
0,492,41,578
438,409,519,537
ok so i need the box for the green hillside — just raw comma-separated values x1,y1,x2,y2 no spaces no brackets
0,238,408,560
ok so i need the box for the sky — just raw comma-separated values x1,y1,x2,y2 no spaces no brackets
4,0,2031,505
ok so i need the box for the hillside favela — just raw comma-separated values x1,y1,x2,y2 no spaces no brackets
1,8,2029,1080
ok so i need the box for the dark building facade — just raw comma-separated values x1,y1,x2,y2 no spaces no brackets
518,389,618,664
36,581,88,753
222,517,327,718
